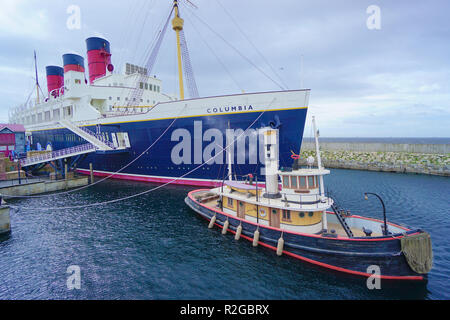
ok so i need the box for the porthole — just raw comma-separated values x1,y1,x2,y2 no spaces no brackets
260,209,267,217
309,212,314,217
272,209,277,215
299,212,305,218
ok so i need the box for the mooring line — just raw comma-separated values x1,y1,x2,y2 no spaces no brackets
10,98,275,210
1,104,187,199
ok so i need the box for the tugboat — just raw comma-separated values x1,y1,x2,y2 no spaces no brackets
185,117,433,281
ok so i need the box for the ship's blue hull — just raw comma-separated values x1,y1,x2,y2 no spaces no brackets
30,108,307,185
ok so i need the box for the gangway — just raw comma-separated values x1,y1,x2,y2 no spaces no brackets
20,143,96,167
59,119,115,151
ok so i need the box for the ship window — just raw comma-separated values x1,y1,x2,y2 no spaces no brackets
291,176,298,188
308,176,315,188
299,177,306,188
282,210,291,221
145,83,148,90
299,212,305,218
117,97,120,101
309,212,314,217
139,82,144,89
125,97,128,101
227,197,233,207
109,97,112,100
282,176,290,188
150,84,153,91
140,99,143,102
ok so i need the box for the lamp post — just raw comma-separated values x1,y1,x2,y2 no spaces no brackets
364,192,388,236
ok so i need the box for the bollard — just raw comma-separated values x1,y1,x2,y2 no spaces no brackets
89,163,94,184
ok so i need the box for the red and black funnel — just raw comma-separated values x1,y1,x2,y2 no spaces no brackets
46,66,64,97
86,37,113,84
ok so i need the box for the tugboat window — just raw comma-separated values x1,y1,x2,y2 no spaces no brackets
291,176,298,188
283,176,290,188
309,212,314,217
299,177,306,188
308,176,315,188
227,198,233,207
299,212,305,218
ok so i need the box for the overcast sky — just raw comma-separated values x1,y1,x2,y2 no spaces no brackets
0,0,449,137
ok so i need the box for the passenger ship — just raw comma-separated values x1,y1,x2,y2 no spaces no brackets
8,1,309,186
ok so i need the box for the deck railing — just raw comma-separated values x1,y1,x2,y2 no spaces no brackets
20,143,96,166
77,126,116,149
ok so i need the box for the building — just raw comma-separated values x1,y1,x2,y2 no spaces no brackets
0,124,26,157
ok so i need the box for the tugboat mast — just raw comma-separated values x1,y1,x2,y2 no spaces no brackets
172,0,185,100
312,116,327,231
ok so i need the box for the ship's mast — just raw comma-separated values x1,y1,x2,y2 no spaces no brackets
172,0,185,100
34,50,40,104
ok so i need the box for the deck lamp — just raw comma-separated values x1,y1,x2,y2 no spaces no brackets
364,192,389,236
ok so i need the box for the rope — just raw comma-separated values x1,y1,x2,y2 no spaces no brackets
10,99,275,210
183,4,285,91
213,0,289,90
183,9,244,92
1,105,187,198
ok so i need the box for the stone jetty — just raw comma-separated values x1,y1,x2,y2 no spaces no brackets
299,142,450,176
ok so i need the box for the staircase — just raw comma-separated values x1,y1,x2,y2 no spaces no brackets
20,143,96,167
59,119,115,151
327,191,354,238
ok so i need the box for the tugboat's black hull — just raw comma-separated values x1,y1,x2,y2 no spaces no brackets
186,190,426,281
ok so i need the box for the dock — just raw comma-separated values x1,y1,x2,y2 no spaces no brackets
0,176,89,198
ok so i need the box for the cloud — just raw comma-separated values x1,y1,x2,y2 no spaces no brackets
0,0,50,39
0,0,449,137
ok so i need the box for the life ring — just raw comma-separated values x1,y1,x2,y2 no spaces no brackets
290,150,300,160
259,209,267,217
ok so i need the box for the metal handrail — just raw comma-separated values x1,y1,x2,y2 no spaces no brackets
20,143,96,166
78,126,116,149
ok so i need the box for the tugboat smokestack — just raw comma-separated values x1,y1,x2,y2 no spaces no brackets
262,128,281,199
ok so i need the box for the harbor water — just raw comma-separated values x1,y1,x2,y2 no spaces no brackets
0,168,448,300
